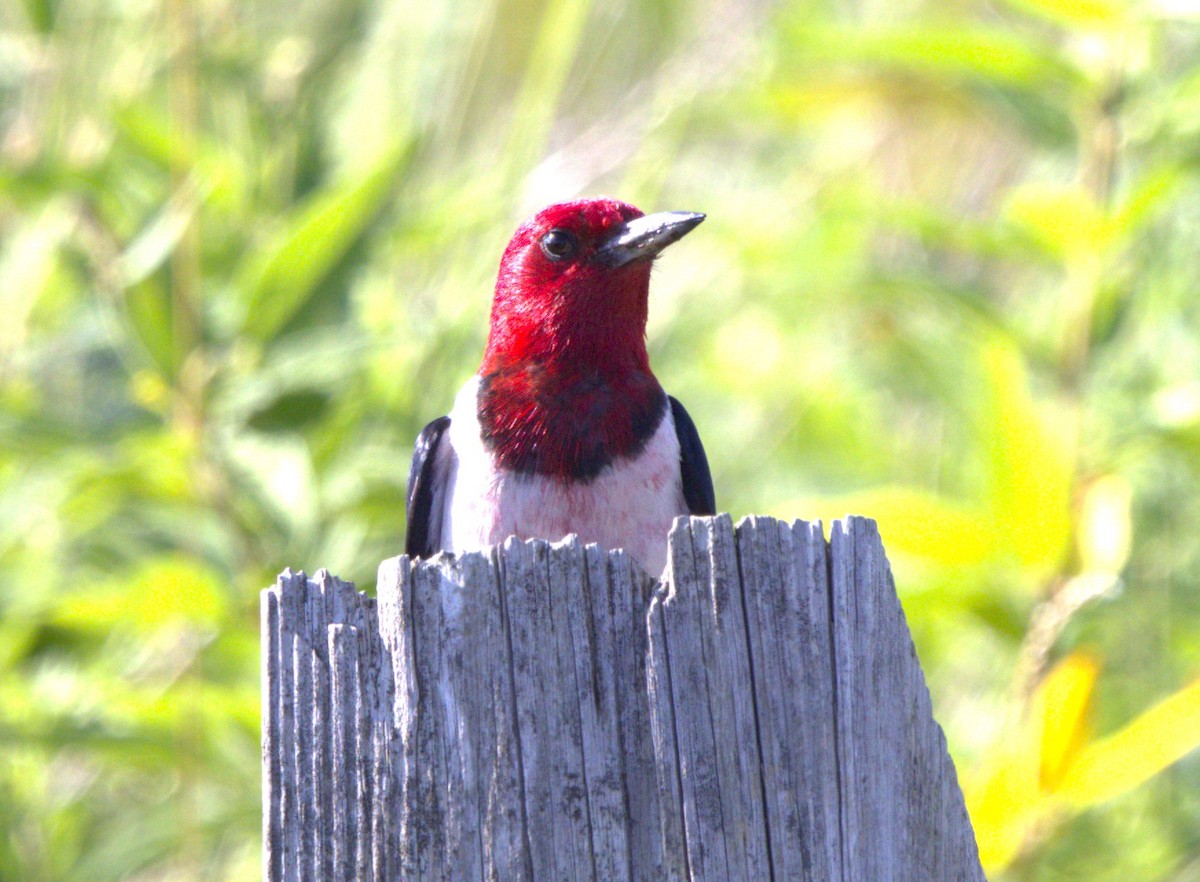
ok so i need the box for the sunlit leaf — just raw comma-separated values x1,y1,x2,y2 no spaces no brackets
1036,652,1099,789
970,655,1200,873
967,652,1097,871
966,736,1043,871
113,103,179,167
1057,677,1200,807
0,200,74,354
113,104,246,209
54,557,227,633
786,487,993,567
780,24,1084,91
236,142,410,342
999,0,1127,26
1111,167,1185,236
981,340,1073,574
1003,184,1112,261
116,177,204,287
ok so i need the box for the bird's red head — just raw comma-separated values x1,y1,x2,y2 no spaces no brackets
483,198,704,371
478,197,704,480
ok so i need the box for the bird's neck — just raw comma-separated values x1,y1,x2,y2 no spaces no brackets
477,319,666,482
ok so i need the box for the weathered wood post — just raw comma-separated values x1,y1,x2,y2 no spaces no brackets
262,514,985,881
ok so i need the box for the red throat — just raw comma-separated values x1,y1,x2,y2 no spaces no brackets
477,199,668,481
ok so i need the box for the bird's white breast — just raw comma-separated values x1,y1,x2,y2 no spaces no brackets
438,376,685,576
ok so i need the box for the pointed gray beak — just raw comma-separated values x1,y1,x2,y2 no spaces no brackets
596,211,705,268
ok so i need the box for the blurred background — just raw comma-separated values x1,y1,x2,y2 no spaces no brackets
3,0,1200,878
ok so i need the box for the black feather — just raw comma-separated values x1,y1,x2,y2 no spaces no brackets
669,396,715,515
405,415,451,558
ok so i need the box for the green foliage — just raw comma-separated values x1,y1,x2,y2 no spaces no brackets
3,0,1200,878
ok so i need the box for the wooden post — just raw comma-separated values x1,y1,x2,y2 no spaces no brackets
262,514,985,881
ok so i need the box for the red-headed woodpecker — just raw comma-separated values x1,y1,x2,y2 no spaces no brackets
405,197,714,575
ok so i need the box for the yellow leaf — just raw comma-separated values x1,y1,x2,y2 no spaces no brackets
1000,0,1126,25
966,741,1044,871
982,340,1074,574
55,557,227,633
1056,677,1200,807
1035,652,1099,790
965,652,1098,872
1003,184,1112,260
777,486,993,567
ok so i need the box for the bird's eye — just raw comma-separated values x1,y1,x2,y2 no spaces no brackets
539,229,578,261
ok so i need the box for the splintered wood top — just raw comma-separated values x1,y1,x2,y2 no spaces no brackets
262,514,985,882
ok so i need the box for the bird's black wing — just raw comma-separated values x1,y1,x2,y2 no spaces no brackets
405,415,452,559
669,396,715,516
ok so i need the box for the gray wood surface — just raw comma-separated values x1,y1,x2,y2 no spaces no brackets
262,515,985,881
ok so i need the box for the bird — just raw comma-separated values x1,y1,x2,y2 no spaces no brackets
404,197,714,576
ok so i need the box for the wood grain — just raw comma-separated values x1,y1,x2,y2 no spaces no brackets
262,516,985,881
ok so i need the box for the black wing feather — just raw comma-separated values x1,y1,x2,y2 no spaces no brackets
669,396,715,516
405,415,451,558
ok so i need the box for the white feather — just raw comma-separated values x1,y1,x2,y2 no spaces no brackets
438,375,685,576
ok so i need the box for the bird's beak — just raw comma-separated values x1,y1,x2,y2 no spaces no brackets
596,211,705,268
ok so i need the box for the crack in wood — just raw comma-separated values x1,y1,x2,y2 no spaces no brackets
262,515,985,882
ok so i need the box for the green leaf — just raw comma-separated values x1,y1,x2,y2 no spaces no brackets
123,280,177,375
1003,183,1112,261
113,104,246,210
246,389,331,433
235,142,411,342
781,23,1085,93
998,0,1127,27
116,177,204,287
0,200,74,352
20,0,56,32
53,557,227,633
772,23,1086,144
